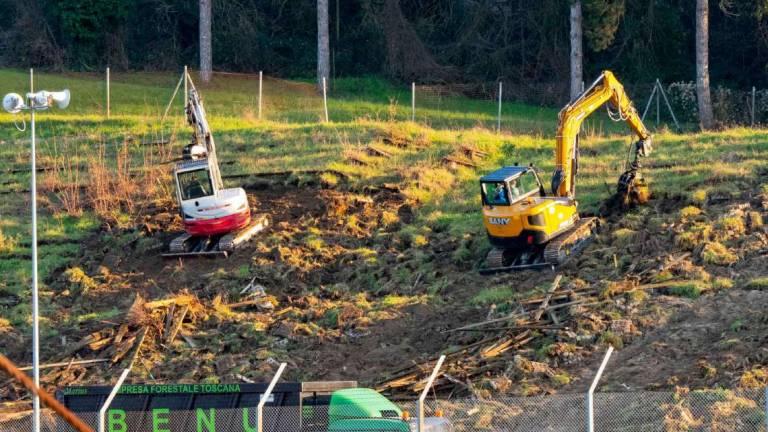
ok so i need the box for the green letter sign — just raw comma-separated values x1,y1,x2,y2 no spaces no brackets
196,408,216,432
108,409,127,432
242,408,258,432
152,408,171,432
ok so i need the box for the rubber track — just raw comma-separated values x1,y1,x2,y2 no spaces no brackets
543,217,598,266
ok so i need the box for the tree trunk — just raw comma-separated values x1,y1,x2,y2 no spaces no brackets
569,1,583,102
199,0,212,82
317,0,330,93
695,0,714,129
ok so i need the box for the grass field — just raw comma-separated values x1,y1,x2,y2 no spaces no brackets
0,68,765,321
1,69,768,397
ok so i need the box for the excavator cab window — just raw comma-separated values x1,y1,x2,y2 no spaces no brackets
514,170,541,200
481,182,510,206
482,170,541,207
178,168,214,200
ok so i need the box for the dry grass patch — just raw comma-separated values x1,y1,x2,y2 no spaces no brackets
700,242,738,265
744,277,768,290
679,205,703,219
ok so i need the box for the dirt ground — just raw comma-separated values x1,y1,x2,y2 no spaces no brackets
3,172,768,411
600,288,768,391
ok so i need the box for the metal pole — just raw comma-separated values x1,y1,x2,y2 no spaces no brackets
258,71,263,120
751,86,756,127
418,355,445,432
160,71,185,122
497,81,503,133
411,82,416,122
656,79,680,131
322,76,329,123
183,65,188,108
106,67,110,119
641,85,657,122
0,354,94,432
98,369,130,432
257,363,286,432
29,68,41,432
656,81,660,125
764,386,768,432
586,346,614,432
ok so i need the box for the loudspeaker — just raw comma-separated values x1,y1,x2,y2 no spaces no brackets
27,90,70,109
2,93,25,113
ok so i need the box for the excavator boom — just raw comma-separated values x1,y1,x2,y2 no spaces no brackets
185,79,223,190
553,71,652,197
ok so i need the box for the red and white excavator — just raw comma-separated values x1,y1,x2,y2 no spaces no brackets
163,76,268,257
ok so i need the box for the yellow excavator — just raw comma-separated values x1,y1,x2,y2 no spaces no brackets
479,71,653,273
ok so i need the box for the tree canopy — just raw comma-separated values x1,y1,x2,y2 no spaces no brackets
1,0,767,88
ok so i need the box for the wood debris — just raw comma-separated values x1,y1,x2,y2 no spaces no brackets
442,154,478,169
459,144,489,160
376,274,609,396
365,145,394,158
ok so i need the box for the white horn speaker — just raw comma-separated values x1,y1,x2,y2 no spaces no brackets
49,89,70,109
27,89,70,109
2,93,25,113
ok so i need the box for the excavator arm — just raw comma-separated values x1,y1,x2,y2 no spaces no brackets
185,77,223,190
552,70,652,198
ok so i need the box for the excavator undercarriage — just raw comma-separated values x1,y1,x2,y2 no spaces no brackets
162,214,269,258
481,217,598,274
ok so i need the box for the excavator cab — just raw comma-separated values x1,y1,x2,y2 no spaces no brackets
480,166,584,272
480,167,544,207
176,164,215,201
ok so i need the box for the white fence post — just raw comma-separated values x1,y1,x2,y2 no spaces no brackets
257,362,286,432
586,346,613,432
411,82,416,122
322,76,329,122
497,81,503,132
752,86,756,127
106,67,110,119
418,355,445,432
183,65,188,108
259,71,263,120
98,369,130,432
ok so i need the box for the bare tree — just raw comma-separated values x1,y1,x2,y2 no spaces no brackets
317,0,330,93
199,0,212,82
570,1,583,101
696,0,714,129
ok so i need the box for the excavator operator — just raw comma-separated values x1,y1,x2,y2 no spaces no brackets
492,183,509,205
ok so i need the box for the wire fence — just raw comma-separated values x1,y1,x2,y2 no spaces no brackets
413,80,768,131
2,68,764,135
2,388,767,432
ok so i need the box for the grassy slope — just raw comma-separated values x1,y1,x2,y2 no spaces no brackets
1,69,767,395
